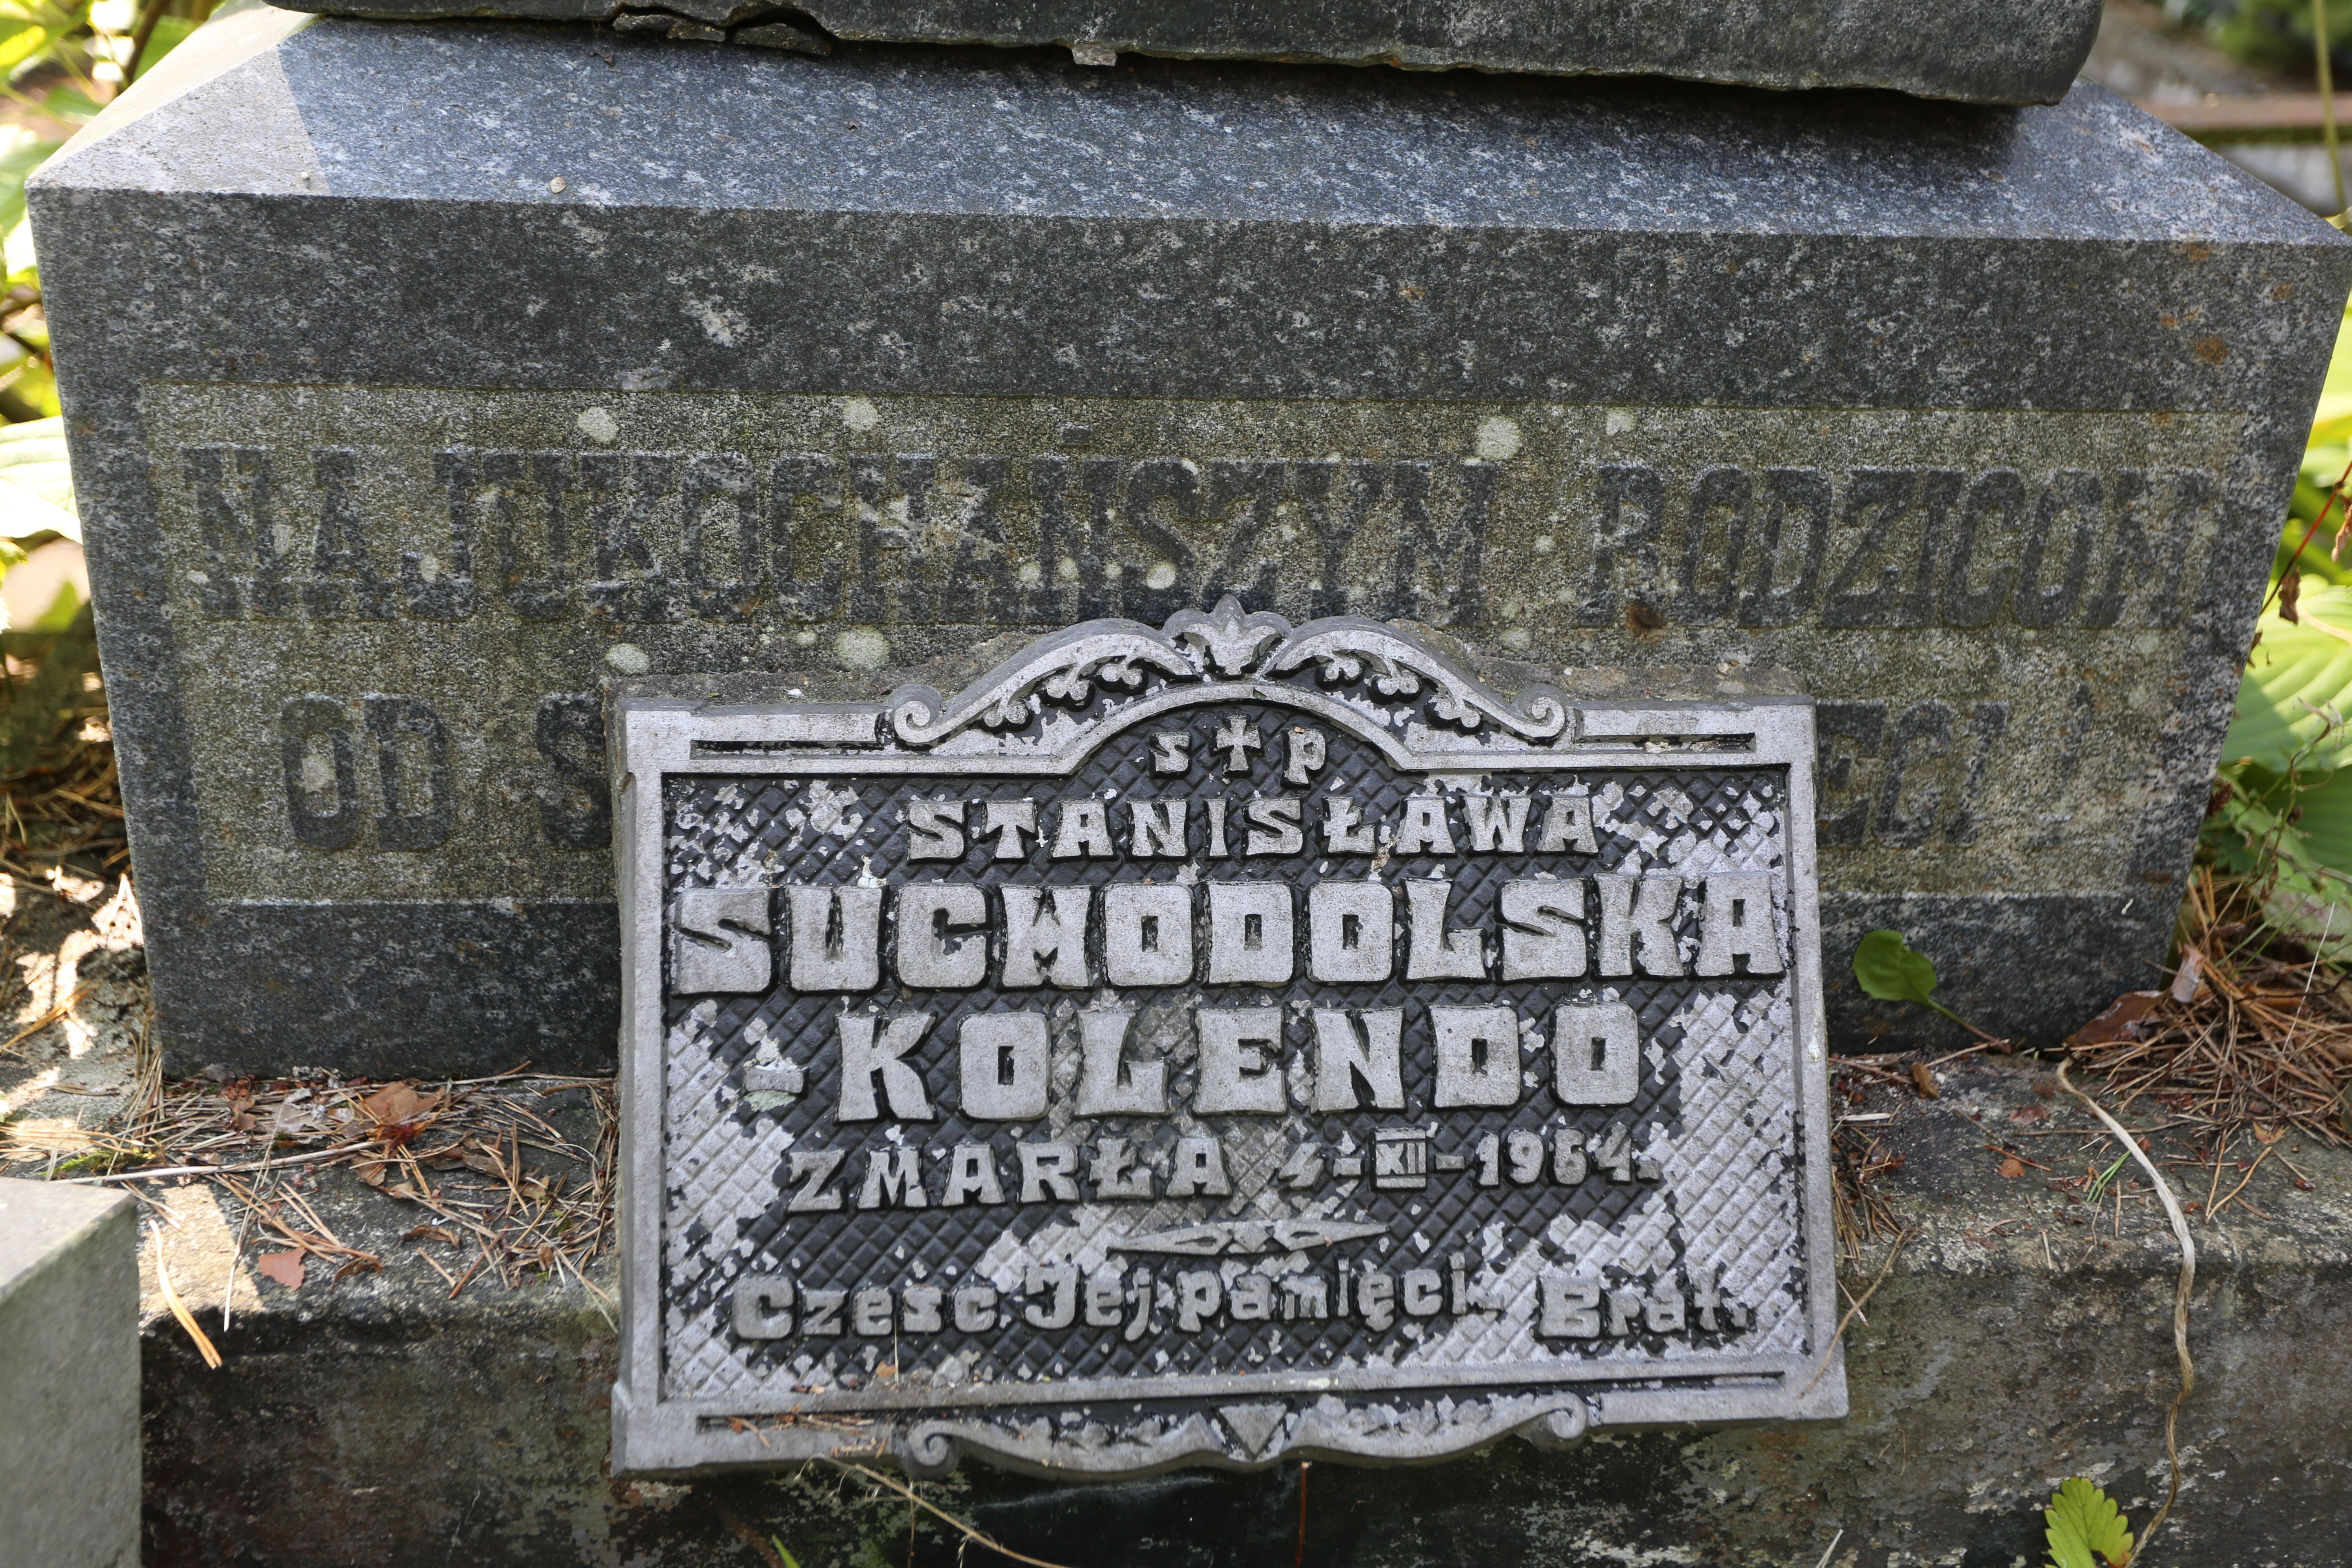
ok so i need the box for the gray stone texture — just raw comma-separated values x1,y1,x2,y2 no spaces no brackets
28,10,2352,1076
265,0,2108,106
124,1057,2352,1565
0,1177,140,1568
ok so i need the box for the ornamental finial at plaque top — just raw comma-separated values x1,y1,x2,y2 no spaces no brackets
883,595,1571,750
612,596,1836,1481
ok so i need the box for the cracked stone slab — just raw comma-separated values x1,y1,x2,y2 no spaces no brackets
270,0,2105,105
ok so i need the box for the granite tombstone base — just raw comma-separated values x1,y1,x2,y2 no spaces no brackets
29,9,2352,1077
0,1178,140,1568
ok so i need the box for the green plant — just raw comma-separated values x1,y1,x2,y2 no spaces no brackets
2043,1477,2135,1568
1849,928,1991,1038
2183,0,2352,75
2199,288,2352,948
2211,579,2352,951
0,0,210,424
0,0,205,622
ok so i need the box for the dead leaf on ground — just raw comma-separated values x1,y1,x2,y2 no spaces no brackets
1998,1155,2025,1179
359,1082,443,1125
403,1224,457,1245
256,1251,305,1291
2065,990,2165,1048
267,1100,327,1136
2171,946,2205,1005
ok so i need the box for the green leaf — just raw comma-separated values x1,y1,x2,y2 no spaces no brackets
2201,771,2302,880
2293,762,2352,876
1851,929,1938,1006
12,575,76,633
36,82,100,123
0,414,75,539
0,357,57,418
2045,1477,2133,1568
2220,584,2352,775
2276,508,2352,588
768,1540,802,1568
0,124,58,236
3,211,33,287
132,13,196,77
2308,271,2352,434
2245,762,2352,951
0,19,53,79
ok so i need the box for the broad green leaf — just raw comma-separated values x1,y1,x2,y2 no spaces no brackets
2275,492,2352,587
2045,1477,2133,1568
2202,770,2290,864
2221,584,2352,775
0,125,58,236
2,359,58,418
0,22,58,80
0,414,75,539
132,13,196,76
12,574,76,632
4,213,35,288
2292,761,2352,875
2311,412,2352,448
37,82,100,122
2309,292,2352,436
2280,295,2352,584
1851,929,1937,1006
2261,881,2352,958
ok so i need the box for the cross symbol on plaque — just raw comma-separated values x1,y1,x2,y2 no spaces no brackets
1212,715,1263,775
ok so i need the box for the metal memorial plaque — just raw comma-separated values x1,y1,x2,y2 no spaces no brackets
611,600,1839,1477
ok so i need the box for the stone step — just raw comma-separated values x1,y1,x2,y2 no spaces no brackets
126,1055,2352,1566
2,1176,140,1568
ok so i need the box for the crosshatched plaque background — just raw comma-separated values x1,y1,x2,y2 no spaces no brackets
661,734,1806,1396
612,604,1838,1475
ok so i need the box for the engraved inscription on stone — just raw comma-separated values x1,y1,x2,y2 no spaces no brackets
611,601,1840,1476
149,386,2238,919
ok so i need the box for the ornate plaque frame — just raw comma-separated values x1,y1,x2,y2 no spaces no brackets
612,601,1840,1478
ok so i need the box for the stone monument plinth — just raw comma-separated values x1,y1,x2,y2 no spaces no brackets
0,1178,140,1568
30,9,2352,1074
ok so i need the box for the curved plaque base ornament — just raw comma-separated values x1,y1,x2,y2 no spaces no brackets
610,601,1842,1478
891,1389,1593,1479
